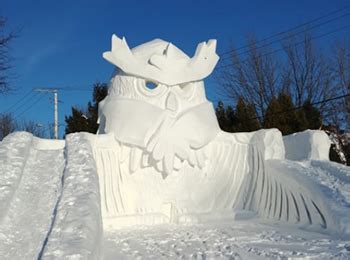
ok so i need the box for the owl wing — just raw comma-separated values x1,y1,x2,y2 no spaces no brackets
218,131,337,233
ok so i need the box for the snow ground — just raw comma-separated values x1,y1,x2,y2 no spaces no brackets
0,132,349,259
103,220,350,259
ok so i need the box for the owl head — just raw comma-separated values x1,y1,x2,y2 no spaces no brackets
101,35,219,114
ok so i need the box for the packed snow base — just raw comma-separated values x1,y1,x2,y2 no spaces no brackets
0,130,349,259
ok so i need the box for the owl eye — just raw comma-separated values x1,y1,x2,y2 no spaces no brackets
145,81,158,90
138,79,167,97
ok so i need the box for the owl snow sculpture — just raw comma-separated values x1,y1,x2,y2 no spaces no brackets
93,35,336,231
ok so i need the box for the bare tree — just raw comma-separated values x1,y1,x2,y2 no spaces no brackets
20,120,45,138
0,113,17,140
0,17,16,94
216,31,342,127
334,41,350,130
282,32,336,110
216,35,284,121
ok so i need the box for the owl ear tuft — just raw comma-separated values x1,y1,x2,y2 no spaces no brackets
103,36,220,85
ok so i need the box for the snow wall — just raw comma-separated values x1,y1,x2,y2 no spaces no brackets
283,130,331,161
250,128,285,160
233,128,285,160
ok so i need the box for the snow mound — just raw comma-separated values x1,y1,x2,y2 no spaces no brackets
304,160,350,235
283,130,331,161
42,133,103,259
0,132,33,222
0,132,65,259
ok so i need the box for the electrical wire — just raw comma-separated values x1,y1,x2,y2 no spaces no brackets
13,93,48,120
221,12,349,60
216,24,350,70
2,89,36,114
219,4,350,57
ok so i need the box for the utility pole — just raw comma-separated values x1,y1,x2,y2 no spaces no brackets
34,88,59,139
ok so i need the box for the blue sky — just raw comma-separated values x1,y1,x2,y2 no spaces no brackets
1,0,349,137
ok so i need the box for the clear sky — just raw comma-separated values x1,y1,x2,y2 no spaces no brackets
1,0,349,138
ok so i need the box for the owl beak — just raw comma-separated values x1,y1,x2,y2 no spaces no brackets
165,92,178,113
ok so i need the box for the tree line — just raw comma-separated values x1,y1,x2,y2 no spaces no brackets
215,32,349,131
215,31,350,164
215,93,322,135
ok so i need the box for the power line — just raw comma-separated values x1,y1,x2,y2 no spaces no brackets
13,93,48,120
216,24,350,70
60,87,94,92
2,89,36,114
220,12,350,61
219,4,350,57
10,92,40,116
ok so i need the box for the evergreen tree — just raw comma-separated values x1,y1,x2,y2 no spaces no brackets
65,82,108,134
277,92,307,134
234,97,260,132
263,92,310,135
65,107,90,134
216,101,235,132
302,100,322,129
263,96,284,131
224,105,236,132
216,101,227,130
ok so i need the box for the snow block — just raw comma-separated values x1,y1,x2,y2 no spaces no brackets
250,128,285,160
283,130,331,161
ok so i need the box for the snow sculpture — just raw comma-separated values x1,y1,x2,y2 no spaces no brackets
283,130,331,161
93,35,337,231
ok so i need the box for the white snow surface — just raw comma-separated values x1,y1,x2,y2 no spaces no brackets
0,131,350,259
232,128,285,160
42,133,103,259
251,128,285,160
283,130,331,161
103,220,350,259
0,132,65,259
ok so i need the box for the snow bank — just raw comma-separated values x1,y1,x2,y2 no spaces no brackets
43,133,102,259
284,130,331,161
308,160,350,235
0,132,65,259
32,136,65,150
0,132,32,222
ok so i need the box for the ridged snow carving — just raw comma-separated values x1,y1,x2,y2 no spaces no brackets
241,149,336,231
93,35,338,232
